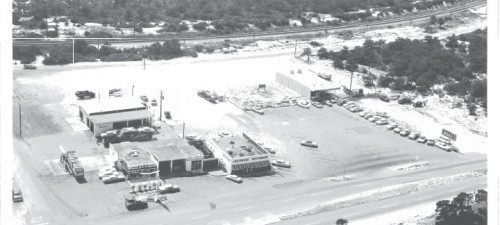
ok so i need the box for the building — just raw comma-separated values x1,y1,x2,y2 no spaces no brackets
206,133,271,175
110,143,158,176
78,98,153,137
110,139,205,177
275,68,340,99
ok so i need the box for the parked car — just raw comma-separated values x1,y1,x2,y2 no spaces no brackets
368,116,381,123
386,123,397,130
364,114,374,119
271,159,291,168
400,129,411,137
417,136,427,143
140,95,149,102
408,132,420,140
322,100,333,107
98,167,118,179
151,99,158,106
103,174,126,184
12,189,23,202
337,99,347,106
300,140,318,148
375,112,389,118
264,147,276,154
158,184,180,193
125,197,148,210
252,106,264,115
379,95,390,102
109,88,122,96
376,119,389,125
110,91,123,97
226,174,243,183
75,90,95,99
393,126,403,134
312,101,323,108
359,112,368,117
297,101,311,108
23,64,37,70
218,131,231,137
427,139,436,146
436,142,452,151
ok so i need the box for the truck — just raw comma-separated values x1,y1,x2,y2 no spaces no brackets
101,127,155,147
125,197,148,211
60,151,85,179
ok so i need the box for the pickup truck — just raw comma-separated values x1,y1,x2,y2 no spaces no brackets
75,90,96,99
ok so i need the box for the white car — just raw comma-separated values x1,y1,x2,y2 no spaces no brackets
158,184,180,193
386,123,397,130
312,101,323,108
408,132,420,140
218,131,231,138
376,119,388,125
271,159,292,168
400,129,411,137
393,127,403,133
98,167,117,179
436,142,452,151
368,116,381,122
417,136,427,143
226,174,243,183
359,112,368,117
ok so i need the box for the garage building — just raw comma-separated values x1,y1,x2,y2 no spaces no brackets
275,68,340,99
78,98,153,137
110,144,158,176
110,139,204,177
206,133,271,175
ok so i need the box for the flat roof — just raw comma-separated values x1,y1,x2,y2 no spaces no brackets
210,136,267,158
112,143,157,168
89,110,152,123
79,98,146,115
111,139,203,162
276,68,340,91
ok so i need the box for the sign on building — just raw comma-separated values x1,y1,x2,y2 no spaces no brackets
441,129,457,141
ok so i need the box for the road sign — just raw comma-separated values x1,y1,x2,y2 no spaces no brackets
441,129,457,141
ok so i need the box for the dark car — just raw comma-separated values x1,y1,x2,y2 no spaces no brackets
140,95,149,102
158,184,180,194
300,140,318,148
151,99,158,106
109,88,122,96
337,99,347,106
164,111,172,119
23,64,37,70
379,95,390,102
75,90,96,99
125,197,148,211
427,139,436,146
12,189,23,202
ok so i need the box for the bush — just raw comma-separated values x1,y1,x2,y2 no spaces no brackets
194,45,204,53
310,41,322,47
193,22,208,31
398,97,412,105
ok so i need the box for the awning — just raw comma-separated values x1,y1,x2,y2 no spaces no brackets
232,161,270,171
89,110,152,124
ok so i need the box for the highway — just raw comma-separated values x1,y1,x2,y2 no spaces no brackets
12,0,486,47
84,159,486,225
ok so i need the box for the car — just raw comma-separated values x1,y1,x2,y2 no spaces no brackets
125,197,148,210
111,91,123,97
297,101,310,108
359,112,368,117
375,112,389,118
263,147,276,154
300,140,318,148
164,111,172,119
103,174,126,184
226,174,243,183
98,167,118,179
330,99,339,104
252,106,264,115
393,127,403,134
140,95,149,102
436,142,452,151
408,132,420,140
343,103,356,109
23,64,37,70
158,184,180,193
311,101,323,108
349,107,363,112
337,99,347,106
271,159,291,168
109,88,122,96
379,95,390,102
151,99,158,106
417,136,427,143
75,90,96,99
368,116,381,123
219,131,231,137
400,129,411,137
376,119,389,125
427,139,436,146
363,113,374,119
386,123,397,130
12,189,23,202
321,100,332,107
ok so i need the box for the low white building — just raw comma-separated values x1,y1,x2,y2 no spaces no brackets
78,98,153,137
206,133,271,174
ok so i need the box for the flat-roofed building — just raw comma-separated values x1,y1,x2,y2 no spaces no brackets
275,68,340,99
110,143,158,176
110,139,204,177
78,98,153,137
206,133,271,174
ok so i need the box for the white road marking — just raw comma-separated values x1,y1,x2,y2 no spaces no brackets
309,190,333,197
278,198,295,203
235,206,254,211
192,214,209,220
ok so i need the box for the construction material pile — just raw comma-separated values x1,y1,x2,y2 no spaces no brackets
225,83,300,111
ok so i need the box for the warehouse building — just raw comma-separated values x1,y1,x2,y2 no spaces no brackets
110,138,205,177
275,68,340,99
78,98,153,137
206,133,271,175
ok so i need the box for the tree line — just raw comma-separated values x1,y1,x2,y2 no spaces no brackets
14,0,465,37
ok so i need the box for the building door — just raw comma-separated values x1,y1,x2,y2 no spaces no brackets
172,159,185,173
128,119,142,128
90,121,94,133
113,121,128,130
159,161,171,176
79,110,83,121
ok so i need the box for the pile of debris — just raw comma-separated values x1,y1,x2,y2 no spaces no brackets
101,127,156,148
225,83,299,111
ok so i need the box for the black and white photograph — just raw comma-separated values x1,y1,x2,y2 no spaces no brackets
0,0,498,225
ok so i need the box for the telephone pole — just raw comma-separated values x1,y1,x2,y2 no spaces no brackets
294,40,298,58
19,104,22,138
159,91,163,121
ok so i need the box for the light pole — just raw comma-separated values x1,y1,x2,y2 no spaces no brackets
132,85,134,96
19,104,22,138
159,91,164,121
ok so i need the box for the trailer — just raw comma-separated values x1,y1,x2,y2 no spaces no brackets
60,151,85,179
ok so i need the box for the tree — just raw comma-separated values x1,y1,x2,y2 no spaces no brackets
438,17,445,28
336,218,348,225
317,47,329,59
475,189,487,203
333,58,344,69
430,15,437,24
470,79,487,98
74,40,89,54
301,48,312,62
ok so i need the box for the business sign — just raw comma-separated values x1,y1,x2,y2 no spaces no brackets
441,129,457,141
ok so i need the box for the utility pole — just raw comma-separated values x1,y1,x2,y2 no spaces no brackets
19,104,22,138
132,85,134,96
159,91,163,121
182,121,185,139
143,58,146,70
72,38,75,71
45,0,49,39
349,71,354,96
294,40,297,58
